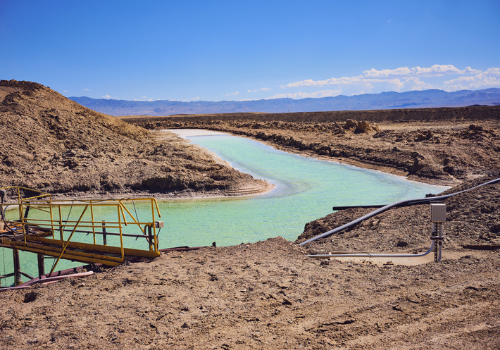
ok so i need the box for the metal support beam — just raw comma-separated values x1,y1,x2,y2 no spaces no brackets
13,249,22,286
37,253,45,277
102,220,107,246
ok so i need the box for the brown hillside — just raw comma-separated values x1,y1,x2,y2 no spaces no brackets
0,80,267,196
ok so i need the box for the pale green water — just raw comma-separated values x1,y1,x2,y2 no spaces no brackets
0,133,448,285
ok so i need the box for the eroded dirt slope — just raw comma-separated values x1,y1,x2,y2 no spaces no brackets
0,84,499,349
0,80,267,197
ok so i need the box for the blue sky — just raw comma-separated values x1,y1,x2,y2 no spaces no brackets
1,0,499,102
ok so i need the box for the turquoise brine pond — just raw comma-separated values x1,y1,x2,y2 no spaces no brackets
168,133,448,247
0,132,448,285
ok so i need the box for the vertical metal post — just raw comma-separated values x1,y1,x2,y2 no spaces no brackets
102,220,107,246
150,199,156,251
37,253,45,277
433,222,438,262
436,223,443,262
90,201,96,245
49,199,55,239
23,203,30,239
17,187,22,225
13,249,22,286
58,205,64,241
148,225,153,251
118,206,124,260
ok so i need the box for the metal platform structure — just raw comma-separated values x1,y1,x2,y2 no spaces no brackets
0,186,163,285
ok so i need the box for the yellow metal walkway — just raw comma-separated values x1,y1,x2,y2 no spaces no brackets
0,187,164,276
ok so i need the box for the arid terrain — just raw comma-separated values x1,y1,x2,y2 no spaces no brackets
0,80,268,198
1,177,499,349
126,107,500,186
0,81,499,349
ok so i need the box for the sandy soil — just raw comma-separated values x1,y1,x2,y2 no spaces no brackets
1,208,499,349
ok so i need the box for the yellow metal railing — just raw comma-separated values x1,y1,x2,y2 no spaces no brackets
0,187,163,272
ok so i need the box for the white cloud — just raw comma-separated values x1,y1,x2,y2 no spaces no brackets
103,94,112,99
277,65,500,97
268,89,342,99
183,96,200,101
83,88,91,91
280,76,364,88
399,77,434,91
485,67,500,75
247,87,272,93
444,73,500,91
132,96,155,101
225,91,240,97
363,65,469,78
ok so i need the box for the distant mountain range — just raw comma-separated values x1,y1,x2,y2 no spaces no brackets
70,88,500,116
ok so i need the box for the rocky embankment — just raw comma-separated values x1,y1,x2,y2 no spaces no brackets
298,177,500,251
127,108,500,186
0,80,268,197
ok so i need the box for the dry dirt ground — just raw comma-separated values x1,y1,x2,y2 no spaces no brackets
0,81,499,349
1,179,499,349
0,80,268,198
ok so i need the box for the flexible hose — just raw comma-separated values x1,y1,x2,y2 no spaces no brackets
299,177,500,246
307,240,435,259
0,271,94,292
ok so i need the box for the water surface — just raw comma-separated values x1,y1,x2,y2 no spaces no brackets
0,132,448,285
162,133,447,247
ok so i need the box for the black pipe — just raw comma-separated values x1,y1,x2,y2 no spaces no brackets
102,221,107,246
331,197,445,211
332,204,385,210
159,246,205,252
13,249,22,286
37,253,45,277
300,177,500,245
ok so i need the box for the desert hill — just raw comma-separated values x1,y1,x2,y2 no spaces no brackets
0,80,267,196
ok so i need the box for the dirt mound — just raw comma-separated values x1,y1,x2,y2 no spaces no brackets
0,80,267,196
297,176,500,252
1,232,499,348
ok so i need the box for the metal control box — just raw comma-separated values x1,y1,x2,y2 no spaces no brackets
430,203,446,222
155,221,164,228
